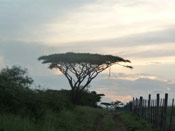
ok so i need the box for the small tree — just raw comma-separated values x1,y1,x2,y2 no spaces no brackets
101,102,112,110
0,66,33,89
0,66,34,113
38,52,132,104
111,100,124,110
79,90,104,107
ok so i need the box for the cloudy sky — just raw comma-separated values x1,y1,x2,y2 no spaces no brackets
0,0,175,103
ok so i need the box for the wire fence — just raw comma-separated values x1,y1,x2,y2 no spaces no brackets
124,93,174,131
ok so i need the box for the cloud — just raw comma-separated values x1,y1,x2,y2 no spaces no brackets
0,0,94,42
33,72,175,103
1,0,174,45
35,27,175,65
40,1,175,44
107,73,159,81
92,73,175,102
106,95,132,103
33,75,70,90
64,27,175,49
0,42,61,81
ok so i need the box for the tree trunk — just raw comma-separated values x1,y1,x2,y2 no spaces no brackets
71,89,81,104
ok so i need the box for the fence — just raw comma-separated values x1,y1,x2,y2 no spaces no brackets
124,93,174,131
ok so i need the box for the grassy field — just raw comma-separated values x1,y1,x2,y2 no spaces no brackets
0,106,101,131
0,106,121,131
117,111,162,131
167,106,175,130
0,106,164,131
102,112,120,131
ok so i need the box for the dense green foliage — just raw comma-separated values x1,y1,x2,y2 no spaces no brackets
79,91,103,107
0,66,33,89
0,66,102,119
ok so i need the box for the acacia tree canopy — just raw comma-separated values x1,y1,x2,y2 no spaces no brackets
38,52,132,103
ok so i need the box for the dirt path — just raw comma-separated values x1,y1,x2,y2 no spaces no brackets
92,114,104,131
113,114,128,131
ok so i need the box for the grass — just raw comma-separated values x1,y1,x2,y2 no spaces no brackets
116,111,162,131
55,106,103,131
0,106,103,131
0,106,166,131
0,113,37,131
101,111,120,131
167,106,175,130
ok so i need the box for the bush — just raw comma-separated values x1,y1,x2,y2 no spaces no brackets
0,66,73,119
0,66,102,120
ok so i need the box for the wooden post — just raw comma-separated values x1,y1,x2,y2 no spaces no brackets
136,98,138,113
133,98,135,112
148,94,151,123
151,100,153,124
130,102,133,112
169,99,174,131
160,99,164,128
145,100,147,120
156,94,160,127
153,100,155,125
163,93,168,131
139,96,143,118
142,99,145,119
143,100,146,120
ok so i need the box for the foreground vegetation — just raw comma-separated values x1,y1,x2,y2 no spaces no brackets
0,107,162,131
0,66,165,131
117,111,162,131
0,106,102,131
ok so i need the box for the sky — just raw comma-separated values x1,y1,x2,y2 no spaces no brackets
0,0,175,103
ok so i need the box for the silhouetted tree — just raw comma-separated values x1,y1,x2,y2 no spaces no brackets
38,52,132,104
0,66,33,89
0,66,34,113
101,102,112,110
111,100,124,110
79,90,104,107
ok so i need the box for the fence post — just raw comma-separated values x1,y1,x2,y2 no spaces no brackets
151,100,153,124
163,93,168,131
136,98,138,113
139,96,143,118
133,97,135,112
169,98,174,131
153,100,155,125
148,94,151,123
144,99,147,120
130,102,133,112
156,94,160,127
160,99,164,128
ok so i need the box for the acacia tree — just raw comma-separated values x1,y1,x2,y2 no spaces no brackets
111,100,124,110
101,102,112,110
38,52,132,104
